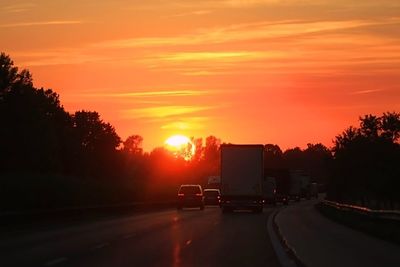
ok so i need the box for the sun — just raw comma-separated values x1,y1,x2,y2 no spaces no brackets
165,135,195,160
165,135,190,148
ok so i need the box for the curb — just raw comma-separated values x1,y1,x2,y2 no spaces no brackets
267,207,307,267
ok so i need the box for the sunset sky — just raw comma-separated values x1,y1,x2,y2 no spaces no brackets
1,0,399,151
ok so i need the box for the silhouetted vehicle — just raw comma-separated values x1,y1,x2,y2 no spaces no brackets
203,189,221,205
177,185,204,210
263,176,277,205
266,168,290,205
220,144,264,213
207,176,221,189
309,182,318,198
289,170,302,201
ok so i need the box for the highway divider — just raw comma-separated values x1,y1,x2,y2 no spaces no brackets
322,200,400,221
316,200,400,245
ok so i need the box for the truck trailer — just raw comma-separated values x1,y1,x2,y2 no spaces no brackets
220,144,264,213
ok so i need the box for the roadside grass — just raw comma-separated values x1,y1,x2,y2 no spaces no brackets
315,202,400,245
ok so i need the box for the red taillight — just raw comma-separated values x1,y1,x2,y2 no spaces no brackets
178,193,184,197
217,196,220,199
196,193,203,196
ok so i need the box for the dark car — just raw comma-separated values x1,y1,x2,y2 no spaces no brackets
177,184,204,210
203,189,221,205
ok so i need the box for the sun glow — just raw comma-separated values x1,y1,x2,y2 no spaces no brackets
165,135,195,160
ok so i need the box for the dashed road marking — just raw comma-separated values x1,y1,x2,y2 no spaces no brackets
44,257,67,266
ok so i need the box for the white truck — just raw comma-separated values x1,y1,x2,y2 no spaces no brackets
220,144,264,213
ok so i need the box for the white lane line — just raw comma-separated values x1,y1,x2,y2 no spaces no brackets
185,240,192,246
92,242,109,250
44,257,67,266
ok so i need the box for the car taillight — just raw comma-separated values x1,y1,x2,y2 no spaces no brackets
178,193,184,197
217,196,220,199
196,193,202,196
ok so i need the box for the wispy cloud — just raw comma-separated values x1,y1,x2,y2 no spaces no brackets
178,0,400,9
81,90,213,98
18,53,107,66
1,3,35,13
0,20,82,28
349,89,385,95
166,9,213,18
160,117,208,130
124,105,214,119
93,18,399,49
152,51,276,62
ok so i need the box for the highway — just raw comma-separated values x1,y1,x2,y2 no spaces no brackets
276,200,400,267
0,206,280,267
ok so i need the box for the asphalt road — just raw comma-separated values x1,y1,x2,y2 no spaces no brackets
276,199,400,267
0,206,280,267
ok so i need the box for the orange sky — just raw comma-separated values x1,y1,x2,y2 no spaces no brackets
1,0,399,151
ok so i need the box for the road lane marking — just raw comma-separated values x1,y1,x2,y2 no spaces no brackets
92,242,109,250
185,240,192,246
44,257,67,266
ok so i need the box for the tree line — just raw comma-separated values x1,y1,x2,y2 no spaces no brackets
1,52,399,211
329,113,400,209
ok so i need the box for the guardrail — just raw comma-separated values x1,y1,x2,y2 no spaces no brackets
323,200,400,221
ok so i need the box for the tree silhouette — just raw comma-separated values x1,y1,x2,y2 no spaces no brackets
123,135,143,155
264,144,284,168
381,112,400,142
0,52,19,96
329,112,400,208
0,53,70,172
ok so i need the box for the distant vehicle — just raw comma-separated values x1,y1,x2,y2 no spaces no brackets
309,182,319,199
207,176,221,189
299,173,311,199
266,168,290,205
289,170,302,201
203,189,221,205
263,176,277,205
177,184,204,210
288,170,314,200
220,144,264,213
